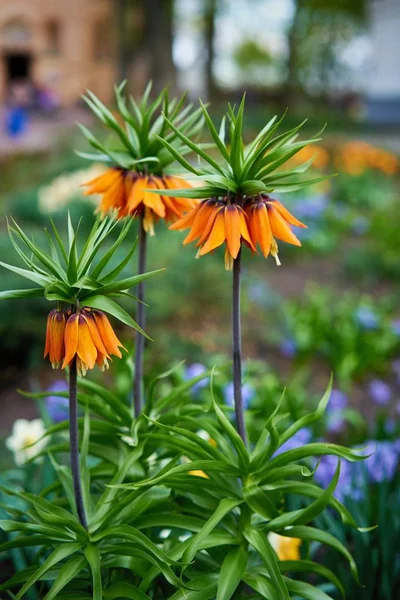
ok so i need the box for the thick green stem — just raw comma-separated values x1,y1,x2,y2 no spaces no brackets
133,216,147,418
232,249,247,445
69,359,87,529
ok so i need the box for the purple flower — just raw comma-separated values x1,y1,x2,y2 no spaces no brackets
392,360,400,376
292,195,328,220
315,456,362,502
326,413,345,434
385,419,396,435
328,389,348,412
368,380,392,406
184,363,209,394
274,427,312,456
355,307,379,330
223,382,254,409
45,380,69,423
362,441,398,483
280,338,297,358
391,320,400,336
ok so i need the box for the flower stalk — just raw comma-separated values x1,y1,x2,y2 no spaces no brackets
232,249,247,445
134,215,147,417
69,358,88,529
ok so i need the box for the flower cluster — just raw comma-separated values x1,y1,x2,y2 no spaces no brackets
171,193,306,269
315,440,400,502
290,141,399,177
83,168,194,236
79,82,204,235
158,97,322,269
44,308,125,376
335,141,399,176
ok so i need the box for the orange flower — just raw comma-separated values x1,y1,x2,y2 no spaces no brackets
170,199,255,270
43,308,125,377
44,309,66,369
245,194,306,264
82,169,195,235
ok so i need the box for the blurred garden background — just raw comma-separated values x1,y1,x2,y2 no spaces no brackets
0,1,400,595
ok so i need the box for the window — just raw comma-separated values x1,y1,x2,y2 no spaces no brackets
45,20,61,55
2,20,32,45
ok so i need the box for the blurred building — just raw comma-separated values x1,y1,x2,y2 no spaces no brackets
0,0,117,106
367,0,400,123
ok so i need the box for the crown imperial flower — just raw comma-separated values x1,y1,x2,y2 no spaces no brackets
83,168,194,235
158,96,325,268
79,82,204,235
44,308,125,377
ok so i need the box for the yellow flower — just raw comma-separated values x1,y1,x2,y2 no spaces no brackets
268,532,302,561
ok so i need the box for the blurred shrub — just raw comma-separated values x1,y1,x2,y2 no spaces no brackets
280,285,400,387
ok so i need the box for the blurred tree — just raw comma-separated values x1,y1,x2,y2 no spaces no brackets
114,0,177,93
285,0,368,104
142,0,176,92
233,40,276,86
204,0,217,99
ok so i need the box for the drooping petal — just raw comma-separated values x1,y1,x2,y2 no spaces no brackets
44,310,55,358
83,168,121,195
248,203,272,257
169,203,199,231
76,315,97,370
143,178,166,218
62,314,80,369
184,200,219,245
50,311,66,366
238,208,256,252
199,209,226,255
92,311,124,358
224,205,241,259
99,174,126,213
165,175,192,190
268,205,301,246
84,313,109,357
266,198,307,228
195,201,222,246
126,176,147,213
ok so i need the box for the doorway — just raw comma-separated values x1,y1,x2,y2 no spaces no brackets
4,53,32,82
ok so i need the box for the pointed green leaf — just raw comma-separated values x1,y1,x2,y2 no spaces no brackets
216,546,248,600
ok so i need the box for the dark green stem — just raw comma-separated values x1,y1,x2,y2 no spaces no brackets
232,249,247,445
69,359,87,529
133,216,147,418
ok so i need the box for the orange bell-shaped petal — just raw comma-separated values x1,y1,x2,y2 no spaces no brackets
92,310,124,358
62,314,79,369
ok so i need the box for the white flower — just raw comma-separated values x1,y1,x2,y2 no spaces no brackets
5,419,47,466
38,164,105,214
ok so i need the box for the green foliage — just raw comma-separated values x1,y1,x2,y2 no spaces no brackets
0,372,369,599
0,214,162,333
316,462,400,600
79,82,204,174
234,40,273,70
159,97,327,199
281,286,399,387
